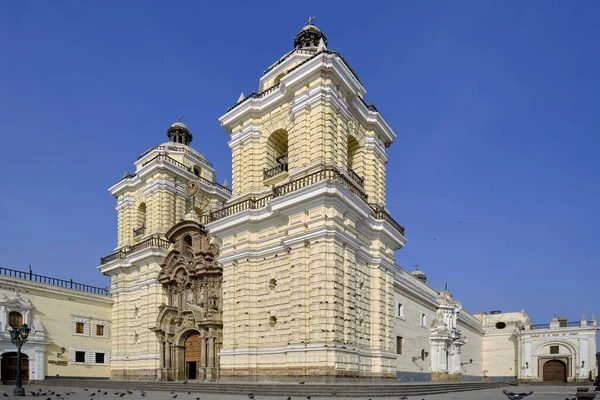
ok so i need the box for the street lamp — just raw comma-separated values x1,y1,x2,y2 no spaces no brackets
10,324,30,396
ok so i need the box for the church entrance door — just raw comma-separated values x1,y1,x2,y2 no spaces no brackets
184,331,202,380
543,360,566,382
1,352,29,384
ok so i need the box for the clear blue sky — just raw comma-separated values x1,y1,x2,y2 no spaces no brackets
1,1,598,325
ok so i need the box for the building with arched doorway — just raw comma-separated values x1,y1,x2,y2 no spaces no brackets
0,269,112,382
475,311,599,383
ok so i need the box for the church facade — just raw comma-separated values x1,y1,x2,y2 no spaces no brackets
97,22,599,383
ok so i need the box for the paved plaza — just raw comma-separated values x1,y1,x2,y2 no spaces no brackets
2,385,595,400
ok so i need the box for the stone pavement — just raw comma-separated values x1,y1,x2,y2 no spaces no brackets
1,384,595,400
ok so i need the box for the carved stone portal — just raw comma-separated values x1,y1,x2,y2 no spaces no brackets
152,220,222,381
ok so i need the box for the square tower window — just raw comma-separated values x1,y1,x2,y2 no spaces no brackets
396,336,403,354
95,353,105,364
75,351,85,363
76,322,85,334
396,302,405,319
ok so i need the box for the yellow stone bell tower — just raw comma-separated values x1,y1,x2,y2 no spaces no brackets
206,21,407,380
98,121,230,379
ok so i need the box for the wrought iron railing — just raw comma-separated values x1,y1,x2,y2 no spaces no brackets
133,226,145,237
196,175,232,195
370,205,405,236
100,236,170,265
0,267,110,296
349,169,364,188
204,166,405,236
263,163,288,180
530,323,550,330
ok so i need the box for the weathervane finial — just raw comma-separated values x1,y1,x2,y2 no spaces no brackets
177,115,183,122
306,16,316,26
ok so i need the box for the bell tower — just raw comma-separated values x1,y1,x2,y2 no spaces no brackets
98,120,230,380
207,21,407,380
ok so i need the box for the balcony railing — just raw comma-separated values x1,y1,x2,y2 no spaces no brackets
137,145,213,168
133,226,145,237
349,169,364,188
100,236,171,265
203,166,405,237
530,323,550,330
138,154,231,195
529,321,591,330
0,267,110,296
263,163,288,180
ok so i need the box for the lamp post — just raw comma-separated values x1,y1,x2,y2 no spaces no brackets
10,324,30,396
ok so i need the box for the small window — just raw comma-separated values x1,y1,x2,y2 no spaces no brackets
396,336,403,354
495,322,507,329
397,303,405,318
76,322,85,334
96,325,104,336
8,311,23,328
421,349,426,361
95,353,105,364
75,351,85,363
550,345,559,354
420,313,427,326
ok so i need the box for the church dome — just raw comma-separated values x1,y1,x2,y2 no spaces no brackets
294,21,328,49
167,120,193,146
411,269,427,284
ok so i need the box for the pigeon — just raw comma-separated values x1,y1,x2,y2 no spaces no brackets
399,397,408,400
248,394,255,400
103,393,107,396
172,396,178,399
299,381,305,384
171,392,175,395
502,390,534,400
306,397,311,400
141,395,146,398
84,390,89,392
91,394,96,397
97,390,102,393
120,394,126,398
187,392,191,395
287,397,292,400
183,381,188,384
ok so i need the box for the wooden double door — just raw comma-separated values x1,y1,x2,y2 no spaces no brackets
1,352,29,384
543,360,566,382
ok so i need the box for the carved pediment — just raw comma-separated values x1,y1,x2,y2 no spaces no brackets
0,291,33,311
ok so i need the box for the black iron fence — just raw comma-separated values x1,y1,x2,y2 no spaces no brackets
0,267,110,296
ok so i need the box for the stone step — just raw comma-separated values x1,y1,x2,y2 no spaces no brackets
34,380,507,397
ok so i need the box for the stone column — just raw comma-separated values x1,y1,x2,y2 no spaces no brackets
165,342,171,369
159,341,165,368
208,336,215,368
201,337,207,367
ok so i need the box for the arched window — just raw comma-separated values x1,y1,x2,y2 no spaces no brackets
347,136,363,187
9,311,23,328
264,129,289,180
135,203,146,237
183,235,192,248
273,72,286,85
193,166,202,177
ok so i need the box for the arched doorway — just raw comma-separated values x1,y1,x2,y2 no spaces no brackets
543,360,566,382
184,331,202,380
1,352,29,384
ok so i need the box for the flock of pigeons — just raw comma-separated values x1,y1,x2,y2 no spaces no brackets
2,386,597,400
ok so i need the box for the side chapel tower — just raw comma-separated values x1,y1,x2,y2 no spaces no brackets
206,21,407,379
98,122,230,379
